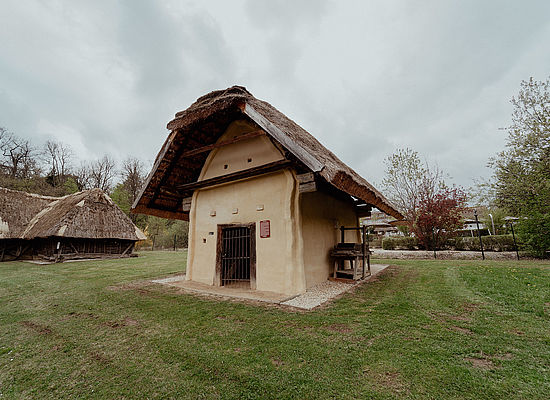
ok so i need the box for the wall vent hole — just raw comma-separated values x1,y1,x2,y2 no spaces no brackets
223,164,228,169
247,158,252,163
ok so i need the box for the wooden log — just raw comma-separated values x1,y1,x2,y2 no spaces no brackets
296,172,314,183
182,197,192,212
299,181,316,193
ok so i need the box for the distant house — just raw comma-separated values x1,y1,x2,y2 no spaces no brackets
0,187,146,262
460,207,488,237
362,209,400,236
132,86,401,296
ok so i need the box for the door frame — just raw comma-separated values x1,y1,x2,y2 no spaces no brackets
215,223,256,289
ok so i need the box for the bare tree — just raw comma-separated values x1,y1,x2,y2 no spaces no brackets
88,155,117,193
121,157,145,206
74,162,92,191
43,140,74,186
381,148,446,220
0,129,39,179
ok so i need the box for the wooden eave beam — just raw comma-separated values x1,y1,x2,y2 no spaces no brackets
175,159,292,194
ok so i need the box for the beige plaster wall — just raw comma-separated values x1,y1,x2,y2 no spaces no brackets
300,191,359,287
199,120,284,181
186,120,306,296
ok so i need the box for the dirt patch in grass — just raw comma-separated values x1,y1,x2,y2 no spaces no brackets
366,368,410,395
90,351,111,364
460,302,481,313
465,357,495,369
63,312,98,321
493,353,513,361
103,317,139,328
271,357,285,367
324,323,353,334
450,326,473,335
20,321,53,335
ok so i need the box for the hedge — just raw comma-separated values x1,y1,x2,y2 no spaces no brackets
452,235,517,252
382,237,418,250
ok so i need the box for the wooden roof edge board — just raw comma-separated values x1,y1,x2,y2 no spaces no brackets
131,204,189,221
240,103,324,172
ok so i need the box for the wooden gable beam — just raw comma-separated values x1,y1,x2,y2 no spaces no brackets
180,129,265,158
175,159,292,194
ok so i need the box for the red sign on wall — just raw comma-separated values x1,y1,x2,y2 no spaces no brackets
260,220,270,238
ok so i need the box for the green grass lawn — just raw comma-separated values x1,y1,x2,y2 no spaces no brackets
1,252,549,399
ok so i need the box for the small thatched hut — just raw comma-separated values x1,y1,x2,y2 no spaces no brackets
0,187,146,262
132,86,402,296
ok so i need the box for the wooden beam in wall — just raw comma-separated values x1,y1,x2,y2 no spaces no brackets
175,159,292,193
180,130,265,158
181,197,192,212
296,172,317,193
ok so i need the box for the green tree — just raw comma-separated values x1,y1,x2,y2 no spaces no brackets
490,77,550,257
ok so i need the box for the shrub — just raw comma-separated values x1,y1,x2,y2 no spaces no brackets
382,237,418,250
382,237,395,250
516,212,550,258
368,236,383,248
452,235,517,252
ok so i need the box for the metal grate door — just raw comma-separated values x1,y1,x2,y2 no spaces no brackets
220,226,251,288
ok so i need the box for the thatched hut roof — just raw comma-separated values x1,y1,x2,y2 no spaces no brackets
132,86,403,220
21,188,146,240
0,187,146,241
0,188,57,239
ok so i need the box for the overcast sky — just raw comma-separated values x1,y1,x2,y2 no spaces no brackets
1,0,549,189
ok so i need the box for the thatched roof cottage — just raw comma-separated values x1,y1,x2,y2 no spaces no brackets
133,86,401,296
0,187,146,262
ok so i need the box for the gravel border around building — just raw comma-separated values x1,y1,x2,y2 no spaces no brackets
281,264,390,310
372,249,520,260
150,265,390,310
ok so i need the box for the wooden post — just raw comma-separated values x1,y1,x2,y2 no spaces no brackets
361,225,366,279
173,234,177,251
474,209,485,260
340,226,345,244
510,222,520,261
432,228,437,259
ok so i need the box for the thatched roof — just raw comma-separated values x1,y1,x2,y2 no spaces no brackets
0,187,146,241
0,188,57,239
132,86,403,220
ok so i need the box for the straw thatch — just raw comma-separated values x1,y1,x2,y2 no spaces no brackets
1,187,146,242
132,86,403,220
0,188,57,239
21,188,147,241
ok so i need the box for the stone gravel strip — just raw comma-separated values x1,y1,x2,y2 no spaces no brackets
281,281,357,310
151,274,187,284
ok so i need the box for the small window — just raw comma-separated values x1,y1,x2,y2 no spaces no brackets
223,164,228,169
247,158,252,163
